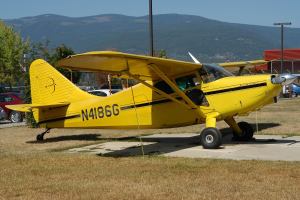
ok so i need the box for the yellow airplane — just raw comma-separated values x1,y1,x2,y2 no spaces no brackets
6,51,296,149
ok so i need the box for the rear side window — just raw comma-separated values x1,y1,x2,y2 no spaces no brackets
0,95,13,102
154,81,174,94
4,96,13,102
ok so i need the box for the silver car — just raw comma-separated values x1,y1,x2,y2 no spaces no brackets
0,107,6,120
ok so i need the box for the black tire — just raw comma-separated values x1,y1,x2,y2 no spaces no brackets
36,134,44,141
9,111,23,123
200,128,222,149
233,121,254,141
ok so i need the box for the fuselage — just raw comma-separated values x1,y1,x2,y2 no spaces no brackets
37,68,282,129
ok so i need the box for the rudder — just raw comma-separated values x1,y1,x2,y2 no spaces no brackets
30,59,89,105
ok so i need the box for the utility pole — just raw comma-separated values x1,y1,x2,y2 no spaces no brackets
149,0,154,56
273,22,292,73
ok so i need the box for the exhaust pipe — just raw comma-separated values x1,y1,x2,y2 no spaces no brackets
271,74,297,85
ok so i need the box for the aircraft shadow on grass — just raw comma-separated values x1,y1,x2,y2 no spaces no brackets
95,122,298,157
26,133,103,143
27,122,281,143
26,122,298,157
26,134,141,144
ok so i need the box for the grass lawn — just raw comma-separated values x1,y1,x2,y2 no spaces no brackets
0,98,300,199
0,153,299,200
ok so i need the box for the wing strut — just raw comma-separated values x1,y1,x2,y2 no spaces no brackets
238,66,245,75
126,72,191,110
148,64,206,119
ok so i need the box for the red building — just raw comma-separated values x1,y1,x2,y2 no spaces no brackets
257,49,300,73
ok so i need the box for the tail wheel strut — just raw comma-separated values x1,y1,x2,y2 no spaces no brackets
36,128,51,141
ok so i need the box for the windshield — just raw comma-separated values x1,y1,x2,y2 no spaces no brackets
199,64,233,83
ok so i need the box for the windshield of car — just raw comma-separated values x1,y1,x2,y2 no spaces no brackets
199,64,233,83
89,91,107,97
293,83,300,87
111,90,120,94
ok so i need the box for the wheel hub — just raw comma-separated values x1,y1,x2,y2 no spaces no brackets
205,134,214,144
10,112,21,123
12,113,19,121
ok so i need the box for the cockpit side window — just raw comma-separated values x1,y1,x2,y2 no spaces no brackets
154,81,174,94
154,74,198,94
175,74,197,91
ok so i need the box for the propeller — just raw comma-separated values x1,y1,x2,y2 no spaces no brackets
188,52,201,64
271,74,297,85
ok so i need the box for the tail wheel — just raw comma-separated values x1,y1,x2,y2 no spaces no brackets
200,128,222,149
233,121,254,141
9,111,23,123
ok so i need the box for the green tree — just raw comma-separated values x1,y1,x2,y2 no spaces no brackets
26,42,80,83
0,21,29,87
157,49,167,58
27,40,51,62
50,44,81,83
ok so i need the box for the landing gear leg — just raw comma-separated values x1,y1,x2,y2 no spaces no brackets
224,117,254,141
200,113,222,149
36,128,51,141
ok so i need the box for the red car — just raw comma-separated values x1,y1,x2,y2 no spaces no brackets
0,93,24,123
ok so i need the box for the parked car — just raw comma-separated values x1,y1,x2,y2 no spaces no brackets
88,89,121,97
0,107,6,120
0,93,24,122
291,83,300,97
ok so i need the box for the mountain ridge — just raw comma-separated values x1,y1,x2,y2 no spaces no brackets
3,13,300,62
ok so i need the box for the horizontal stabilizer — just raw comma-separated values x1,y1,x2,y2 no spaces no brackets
6,102,70,112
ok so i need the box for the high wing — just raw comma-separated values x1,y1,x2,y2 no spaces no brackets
219,60,267,68
58,51,202,81
219,60,267,75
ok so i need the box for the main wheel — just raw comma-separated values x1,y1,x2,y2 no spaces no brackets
200,128,222,149
233,121,254,141
9,111,23,123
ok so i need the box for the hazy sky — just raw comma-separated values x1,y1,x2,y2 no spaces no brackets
1,0,299,27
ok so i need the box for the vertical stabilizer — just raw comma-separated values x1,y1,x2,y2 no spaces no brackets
30,59,90,105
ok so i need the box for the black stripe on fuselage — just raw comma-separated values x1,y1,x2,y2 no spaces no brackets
120,82,267,110
38,114,81,125
120,99,175,110
204,82,267,95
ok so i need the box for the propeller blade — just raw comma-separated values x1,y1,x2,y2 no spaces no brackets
188,52,201,64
